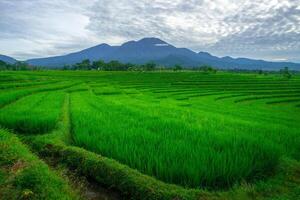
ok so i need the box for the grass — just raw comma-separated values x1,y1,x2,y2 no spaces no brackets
0,92,64,134
0,70,299,199
0,80,77,108
70,91,280,188
0,129,78,199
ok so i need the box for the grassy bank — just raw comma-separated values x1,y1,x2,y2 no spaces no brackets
0,129,79,199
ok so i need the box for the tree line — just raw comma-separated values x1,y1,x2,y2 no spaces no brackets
0,58,219,72
0,61,42,71
0,58,294,79
64,59,156,71
63,59,219,73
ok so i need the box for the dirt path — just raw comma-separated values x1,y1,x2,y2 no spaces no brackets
83,178,121,200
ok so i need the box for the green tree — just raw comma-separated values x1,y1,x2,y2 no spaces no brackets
73,59,91,70
173,64,183,71
92,60,106,70
14,61,31,71
107,60,123,71
280,67,292,79
144,62,156,71
63,65,70,70
0,60,8,70
198,65,217,73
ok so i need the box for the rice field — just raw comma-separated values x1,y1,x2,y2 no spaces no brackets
0,71,300,199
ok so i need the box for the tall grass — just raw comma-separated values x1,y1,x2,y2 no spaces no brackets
70,92,280,188
0,92,64,134
0,81,76,108
1,71,299,190
0,129,78,199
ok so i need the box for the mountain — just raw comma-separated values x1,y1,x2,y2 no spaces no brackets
27,38,197,67
27,44,118,67
25,37,300,70
109,38,197,63
217,56,300,70
0,55,17,64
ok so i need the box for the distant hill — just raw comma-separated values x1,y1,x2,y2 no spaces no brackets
26,38,198,67
2,37,299,70
26,44,118,67
0,55,17,64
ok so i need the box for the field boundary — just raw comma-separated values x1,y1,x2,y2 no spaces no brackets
26,93,209,200
0,128,79,199
2,71,299,200
0,81,80,109
24,93,300,200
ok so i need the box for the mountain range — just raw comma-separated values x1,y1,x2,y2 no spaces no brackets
0,55,17,64
1,37,300,70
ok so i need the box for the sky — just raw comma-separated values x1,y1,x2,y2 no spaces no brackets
0,0,300,62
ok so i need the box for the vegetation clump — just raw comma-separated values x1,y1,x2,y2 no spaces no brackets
280,67,292,79
0,60,42,71
0,129,77,200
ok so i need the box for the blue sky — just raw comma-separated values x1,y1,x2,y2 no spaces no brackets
0,0,299,62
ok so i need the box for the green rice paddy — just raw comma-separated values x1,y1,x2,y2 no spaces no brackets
0,71,299,199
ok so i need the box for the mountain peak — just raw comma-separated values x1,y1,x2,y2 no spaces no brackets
90,43,112,49
121,37,170,48
138,37,168,45
222,56,233,59
97,43,111,47
78,43,113,53
198,52,212,56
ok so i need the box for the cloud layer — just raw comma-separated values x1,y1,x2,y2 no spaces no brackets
0,0,299,62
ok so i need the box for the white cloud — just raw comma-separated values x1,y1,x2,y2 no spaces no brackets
0,0,299,61
155,44,169,47
0,0,99,60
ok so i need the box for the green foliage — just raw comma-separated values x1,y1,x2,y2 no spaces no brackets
73,59,91,70
0,92,64,134
0,129,78,199
70,92,280,188
92,59,106,70
173,64,183,71
257,69,263,74
280,67,292,79
0,60,42,71
197,65,217,73
0,80,77,108
0,60,9,70
142,61,157,71
73,59,155,71
0,71,300,199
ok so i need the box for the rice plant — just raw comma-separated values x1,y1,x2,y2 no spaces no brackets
0,92,64,134
0,70,299,191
